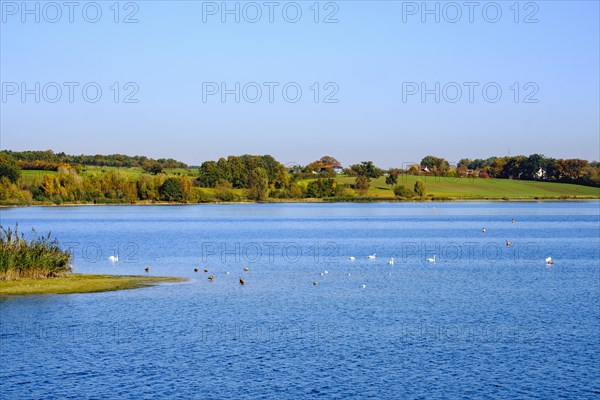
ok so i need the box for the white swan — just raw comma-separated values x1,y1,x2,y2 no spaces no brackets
388,257,394,266
426,255,436,263
348,256,356,261
368,254,377,259
108,255,119,264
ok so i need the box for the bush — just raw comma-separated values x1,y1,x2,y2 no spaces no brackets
193,188,213,202
354,176,370,195
0,177,28,205
414,180,426,197
306,179,337,198
214,180,235,202
159,177,183,201
393,185,414,198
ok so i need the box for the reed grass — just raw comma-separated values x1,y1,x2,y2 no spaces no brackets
0,225,72,281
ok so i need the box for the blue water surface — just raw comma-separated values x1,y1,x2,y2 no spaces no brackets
1,202,599,399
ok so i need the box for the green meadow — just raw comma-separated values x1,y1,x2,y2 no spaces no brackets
328,175,600,199
21,166,199,186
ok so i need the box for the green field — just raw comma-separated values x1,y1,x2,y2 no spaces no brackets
329,175,600,199
21,167,198,186
0,274,186,296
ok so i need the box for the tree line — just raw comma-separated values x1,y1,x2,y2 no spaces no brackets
1,150,188,170
0,151,598,205
416,154,599,187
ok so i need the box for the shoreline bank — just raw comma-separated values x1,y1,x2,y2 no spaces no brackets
0,274,187,296
1,195,599,208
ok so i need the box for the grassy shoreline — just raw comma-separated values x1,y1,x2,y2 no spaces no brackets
0,274,186,296
1,195,599,208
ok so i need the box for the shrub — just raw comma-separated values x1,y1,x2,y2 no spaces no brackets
393,185,414,198
306,179,337,198
159,177,183,201
414,180,426,197
354,176,370,195
214,180,235,202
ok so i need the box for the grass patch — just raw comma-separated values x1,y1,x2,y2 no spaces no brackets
0,274,186,296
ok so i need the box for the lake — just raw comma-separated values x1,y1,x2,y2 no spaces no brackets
1,202,599,399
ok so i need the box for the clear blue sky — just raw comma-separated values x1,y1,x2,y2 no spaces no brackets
1,0,598,168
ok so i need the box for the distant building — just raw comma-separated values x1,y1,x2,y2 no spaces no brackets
535,168,544,179
318,166,344,174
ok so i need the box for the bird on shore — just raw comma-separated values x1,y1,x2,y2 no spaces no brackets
194,267,198,272
108,255,119,264
482,228,487,234
506,241,511,247
361,284,367,289
511,219,515,223
239,278,245,285
313,281,318,286
144,266,150,272
204,268,208,273
244,267,249,272
546,257,553,265
208,275,214,281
